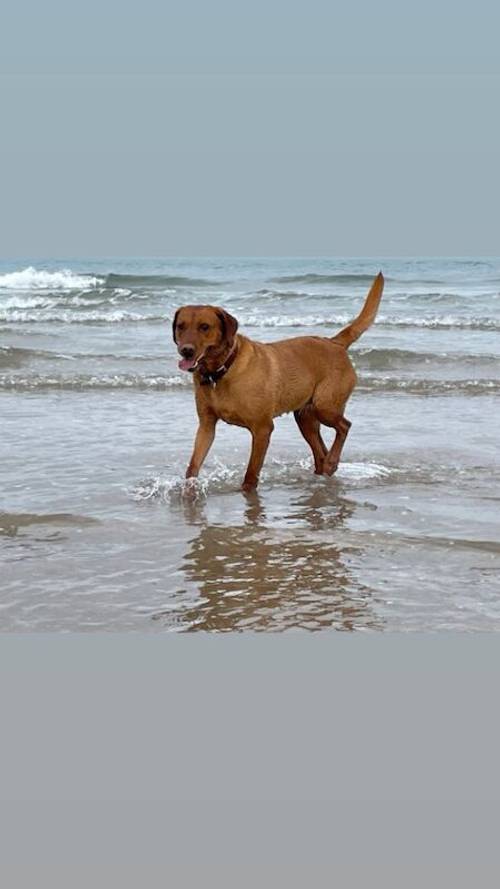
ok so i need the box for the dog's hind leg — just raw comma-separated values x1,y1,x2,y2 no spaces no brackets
294,406,327,474
318,413,351,476
313,374,355,477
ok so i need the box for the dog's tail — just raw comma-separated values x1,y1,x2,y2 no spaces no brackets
331,271,384,348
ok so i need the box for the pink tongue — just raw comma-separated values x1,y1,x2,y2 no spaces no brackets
178,357,197,371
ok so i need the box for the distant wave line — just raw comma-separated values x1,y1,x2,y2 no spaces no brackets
3,344,499,372
2,373,498,395
104,272,224,288
2,310,500,330
0,373,190,391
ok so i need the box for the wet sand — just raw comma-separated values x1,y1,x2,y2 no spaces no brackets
1,387,499,631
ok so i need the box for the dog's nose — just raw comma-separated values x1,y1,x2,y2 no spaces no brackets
180,344,195,359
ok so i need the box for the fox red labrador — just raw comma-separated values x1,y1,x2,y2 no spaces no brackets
173,272,384,491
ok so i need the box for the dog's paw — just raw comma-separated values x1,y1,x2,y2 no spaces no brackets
241,481,258,493
182,477,203,501
322,460,338,477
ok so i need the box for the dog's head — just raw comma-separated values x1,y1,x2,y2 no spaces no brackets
172,305,239,372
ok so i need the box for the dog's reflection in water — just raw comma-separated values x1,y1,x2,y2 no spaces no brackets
155,487,381,632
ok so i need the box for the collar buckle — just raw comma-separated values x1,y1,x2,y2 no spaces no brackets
199,343,237,387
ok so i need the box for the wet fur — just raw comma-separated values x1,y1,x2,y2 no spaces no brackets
173,273,384,491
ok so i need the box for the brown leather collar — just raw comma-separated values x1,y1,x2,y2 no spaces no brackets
199,342,238,386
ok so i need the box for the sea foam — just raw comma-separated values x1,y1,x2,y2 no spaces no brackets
0,267,103,290
131,459,392,503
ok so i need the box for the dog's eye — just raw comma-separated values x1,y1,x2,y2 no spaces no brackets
199,323,210,332
176,322,186,331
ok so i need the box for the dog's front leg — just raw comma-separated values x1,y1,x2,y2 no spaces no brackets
186,414,217,479
242,422,274,492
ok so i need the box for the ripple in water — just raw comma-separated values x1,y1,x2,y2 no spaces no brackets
131,459,392,503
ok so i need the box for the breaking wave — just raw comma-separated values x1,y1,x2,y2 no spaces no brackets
0,373,190,391
0,309,168,324
357,378,500,395
0,267,102,290
3,372,497,395
379,316,500,331
0,267,224,292
238,314,500,331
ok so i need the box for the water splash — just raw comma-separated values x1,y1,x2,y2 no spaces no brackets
131,458,392,503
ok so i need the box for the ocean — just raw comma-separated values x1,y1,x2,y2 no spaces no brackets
1,256,499,631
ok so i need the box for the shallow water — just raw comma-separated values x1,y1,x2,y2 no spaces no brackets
1,257,499,631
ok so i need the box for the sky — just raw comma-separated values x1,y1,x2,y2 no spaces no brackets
1,0,499,257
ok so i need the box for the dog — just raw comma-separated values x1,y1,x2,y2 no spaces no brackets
173,272,384,491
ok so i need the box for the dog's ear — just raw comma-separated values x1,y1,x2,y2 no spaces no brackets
216,308,239,343
172,309,180,343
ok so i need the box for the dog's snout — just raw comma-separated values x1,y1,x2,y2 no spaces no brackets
180,344,195,359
